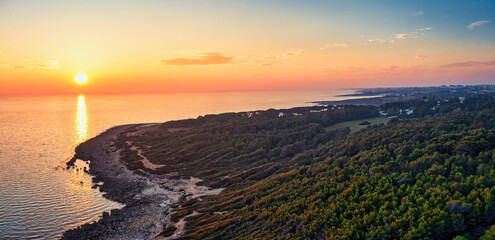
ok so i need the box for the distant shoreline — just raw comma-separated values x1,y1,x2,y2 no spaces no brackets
315,85,495,106
336,93,381,97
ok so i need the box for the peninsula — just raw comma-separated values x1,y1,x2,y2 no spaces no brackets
64,85,495,239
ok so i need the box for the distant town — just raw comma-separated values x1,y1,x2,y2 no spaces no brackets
315,84,495,106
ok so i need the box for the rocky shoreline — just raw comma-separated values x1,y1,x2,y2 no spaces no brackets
63,124,222,239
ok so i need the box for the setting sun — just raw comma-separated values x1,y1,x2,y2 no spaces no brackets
74,73,88,85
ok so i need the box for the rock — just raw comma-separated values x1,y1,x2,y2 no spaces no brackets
110,209,121,216
146,224,157,233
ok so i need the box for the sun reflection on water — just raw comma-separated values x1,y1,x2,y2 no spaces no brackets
75,94,88,144
70,160,93,191
71,95,93,191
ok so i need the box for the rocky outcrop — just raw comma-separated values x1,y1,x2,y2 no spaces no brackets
62,124,224,240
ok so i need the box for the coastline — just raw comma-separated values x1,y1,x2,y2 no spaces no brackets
59,87,422,239
63,124,223,239
59,85,495,239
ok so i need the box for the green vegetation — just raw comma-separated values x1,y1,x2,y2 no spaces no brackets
115,93,495,239
114,105,377,186
177,112,495,239
326,116,389,133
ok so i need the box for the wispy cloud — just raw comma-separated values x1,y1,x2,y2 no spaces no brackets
468,20,489,29
320,43,349,50
0,60,60,69
324,64,430,76
368,38,386,43
413,11,424,16
395,33,410,39
441,61,495,69
160,53,233,65
260,62,275,66
234,49,305,67
281,49,305,57
415,55,427,59
30,60,60,69
240,53,272,65
368,29,424,45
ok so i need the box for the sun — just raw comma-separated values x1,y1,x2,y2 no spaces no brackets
74,72,88,85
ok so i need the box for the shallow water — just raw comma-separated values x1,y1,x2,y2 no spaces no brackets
0,90,359,239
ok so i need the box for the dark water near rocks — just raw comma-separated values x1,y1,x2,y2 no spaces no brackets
0,90,359,239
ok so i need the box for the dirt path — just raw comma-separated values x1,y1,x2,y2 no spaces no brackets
126,141,166,170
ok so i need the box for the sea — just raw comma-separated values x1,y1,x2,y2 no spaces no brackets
0,90,362,239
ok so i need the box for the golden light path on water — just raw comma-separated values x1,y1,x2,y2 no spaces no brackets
0,94,124,239
76,94,89,144
71,94,93,192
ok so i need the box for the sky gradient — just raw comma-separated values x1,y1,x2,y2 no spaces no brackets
1,0,494,94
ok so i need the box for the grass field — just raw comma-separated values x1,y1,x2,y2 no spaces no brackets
326,117,390,133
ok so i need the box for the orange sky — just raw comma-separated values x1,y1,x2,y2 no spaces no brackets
1,0,494,95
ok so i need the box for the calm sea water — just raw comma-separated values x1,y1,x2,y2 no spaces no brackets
0,90,359,239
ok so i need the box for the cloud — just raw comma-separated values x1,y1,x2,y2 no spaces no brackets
367,38,396,44
413,11,424,16
160,53,233,65
324,64,430,76
237,49,305,66
260,62,275,66
0,60,60,69
369,30,424,44
468,20,489,29
250,55,276,66
415,55,427,59
281,49,305,57
368,38,386,43
395,33,410,39
440,61,495,69
333,43,349,48
30,60,60,69
320,43,349,50
419,27,432,31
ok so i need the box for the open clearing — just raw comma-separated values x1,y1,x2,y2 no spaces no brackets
326,117,389,133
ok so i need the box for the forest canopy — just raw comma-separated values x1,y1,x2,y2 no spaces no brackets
119,93,495,239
